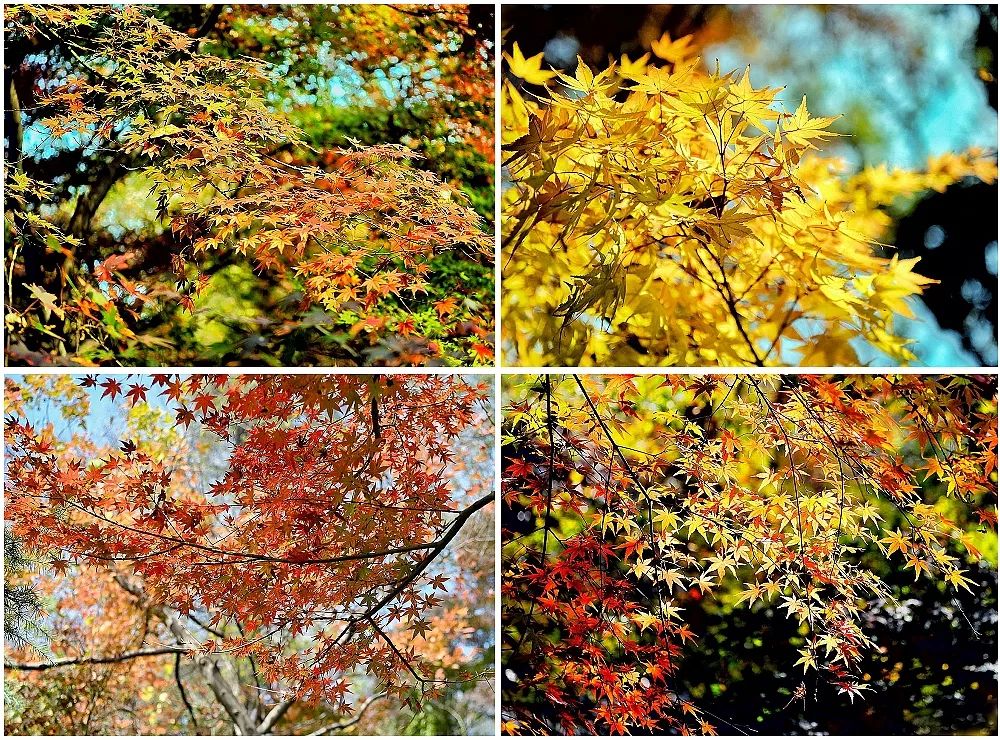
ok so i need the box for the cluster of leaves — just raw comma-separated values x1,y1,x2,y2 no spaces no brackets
5,567,211,735
4,373,494,734
501,35,997,366
5,5,493,366
501,374,997,734
210,3,495,201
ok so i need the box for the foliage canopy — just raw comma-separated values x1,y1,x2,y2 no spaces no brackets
501,374,997,734
501,37,996,366
5,4,494,367
4,374,494,734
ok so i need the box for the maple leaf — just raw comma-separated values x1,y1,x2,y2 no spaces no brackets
434,296,459,318
26,283,65,320
650,32,696,63
396,317,417,337
653,508,680,532
428,574,449,592
905,554,931,580
501,373,997,735
975,507,997,529
504,42,557,85
6,4,494,368
470,341,494,363
175,407,196,428
632,611,660,633
923,456,947,481
6,373,494,725
794,648,817,672
94,253,131,283
836,682,872,704
630,558,654,580
125,383,148,406
619,52,651,78
506,458,534,479
100,378,123,400
409,618,431,639
50,558,70,575
501,46,993,367
780,96,841,151
647,663,667,683
659,569,686,592
880,530,910,556
192,393,216,414
943,568,975,593
675,624,697,644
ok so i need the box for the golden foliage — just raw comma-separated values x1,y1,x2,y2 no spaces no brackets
501,43,996,366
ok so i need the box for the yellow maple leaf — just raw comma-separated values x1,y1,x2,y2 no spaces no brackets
631,557,654,579
879,530,909,556
780,95,841,150
504,42,556,85
650,32,696,64
619,52,651,78
794,648,817,672
944,568,975,593
905,554,931,580
633,611,660,632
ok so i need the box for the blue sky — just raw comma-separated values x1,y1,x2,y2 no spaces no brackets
705,4,997,365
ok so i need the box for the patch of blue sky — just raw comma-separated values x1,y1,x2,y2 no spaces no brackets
20,51,129,162
773,307,978,367
7,375,167,448
268,14,295,33
851,298,981,366
22,119,98,162
705,4,996,365
291,41,453,114
986,241,999,275
705,4,997,170
543,33,582,69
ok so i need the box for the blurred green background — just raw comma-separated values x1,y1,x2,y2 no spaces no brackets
6,4,494,366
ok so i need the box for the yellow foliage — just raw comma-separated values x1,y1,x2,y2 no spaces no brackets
502,49,997,366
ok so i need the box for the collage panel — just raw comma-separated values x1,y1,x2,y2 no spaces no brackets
4,373,495,735
500,373,998,735
3,2,999,739
4,4,495,368
500,4,998,367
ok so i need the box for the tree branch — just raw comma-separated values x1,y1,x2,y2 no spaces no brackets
5,646,184,670
193,5,223,42
307,693,388,736
52,497,450,566
114,575,258,735
358,492,494,623
256,697,294,735
175,650,201,733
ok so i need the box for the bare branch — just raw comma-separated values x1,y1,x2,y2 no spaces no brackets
256,697,295,735
5,646,184,671
307,693,388,736
175,651,201,733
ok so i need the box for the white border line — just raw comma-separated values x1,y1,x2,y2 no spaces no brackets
492,4,504,735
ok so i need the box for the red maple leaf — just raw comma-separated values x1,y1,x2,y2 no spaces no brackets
193,393,216,414
470,341,494,362
100,378,123,400
125,383,148,406
396,317,417,337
